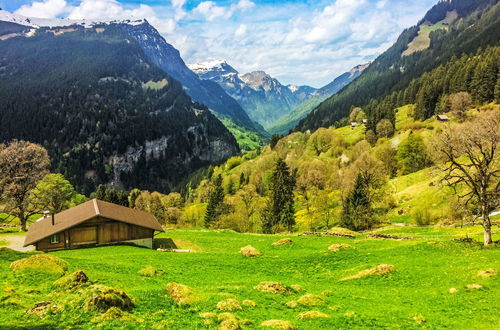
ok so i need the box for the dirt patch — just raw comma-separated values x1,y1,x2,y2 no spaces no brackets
341,264,396,281
240,245,261,257
328,244,353,252
53,270,89,289
297,294,325,306
298,311,330,319
26,300,60,315
10,254,68,276
272,238,293,246
254,281,290,294
261,319,296,329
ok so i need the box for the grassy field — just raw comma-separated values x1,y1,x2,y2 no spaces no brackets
0,228,498,329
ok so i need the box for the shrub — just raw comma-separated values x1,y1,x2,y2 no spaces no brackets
413,208,434,225
397,133,431,174
84,285,133,312
216,298,242,311
165,282,196,305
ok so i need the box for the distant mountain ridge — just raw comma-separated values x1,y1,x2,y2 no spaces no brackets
0,12,240,194
296,0,500,132
268,63,369,134
189,60,317,129
0,9,263,136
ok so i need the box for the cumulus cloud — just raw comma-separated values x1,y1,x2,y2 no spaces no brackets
15,0,70,18
193,0,255,22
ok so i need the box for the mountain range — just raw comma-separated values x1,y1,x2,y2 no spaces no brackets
189,60,368,132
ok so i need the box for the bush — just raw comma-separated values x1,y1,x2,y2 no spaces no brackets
413,208,434,225
84,285,133,312
397,133,431,174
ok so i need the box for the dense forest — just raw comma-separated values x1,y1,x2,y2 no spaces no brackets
0,24,239,194
297,0,499,131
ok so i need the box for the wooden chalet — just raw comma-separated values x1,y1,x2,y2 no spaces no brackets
24,199,163,252
436,114,450,122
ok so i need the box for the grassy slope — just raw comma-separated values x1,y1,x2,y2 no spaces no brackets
0,229,498,329
220,117,267,151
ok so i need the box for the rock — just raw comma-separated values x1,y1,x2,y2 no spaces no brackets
166,282,196,305
272,238,293,246
298,311,330,319
297,294,325,306
254,281,290,294
341,264,396,280
261,319,296,329
328,244,353,252
240,245,261,257
10,254,69,276
217,298,242,311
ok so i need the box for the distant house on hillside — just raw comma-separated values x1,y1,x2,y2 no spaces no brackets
362,119,368,125
436,114,450,122
24,199,163,252
350,122,358,128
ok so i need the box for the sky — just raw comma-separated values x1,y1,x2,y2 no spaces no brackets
1,0,438,87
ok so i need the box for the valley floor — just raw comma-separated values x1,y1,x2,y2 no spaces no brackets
0,227,499,329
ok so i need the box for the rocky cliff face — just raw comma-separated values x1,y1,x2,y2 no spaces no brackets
189,61,317,129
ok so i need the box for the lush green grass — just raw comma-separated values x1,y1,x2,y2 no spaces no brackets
0,229,498,329
221,118,267,151
402,23,447,56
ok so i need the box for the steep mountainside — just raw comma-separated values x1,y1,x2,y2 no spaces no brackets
297,0,500,132
0,10,263,136
268,63,368,134
0,20,239,194
189,60,317,129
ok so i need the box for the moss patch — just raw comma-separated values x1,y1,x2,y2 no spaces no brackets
10,254,68,276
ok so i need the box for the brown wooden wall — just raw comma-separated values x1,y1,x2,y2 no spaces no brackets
36,216,154,251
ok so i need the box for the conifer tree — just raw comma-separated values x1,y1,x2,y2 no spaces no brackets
204,174,224,227
340,173,373,231
262,159,296,233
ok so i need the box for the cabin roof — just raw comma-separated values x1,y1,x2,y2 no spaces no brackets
24,199,163,246
436,114,449,120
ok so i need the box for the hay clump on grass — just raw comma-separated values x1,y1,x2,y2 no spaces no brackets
218,313,240,330
240,245,261,257
297,294,325,306
286,301,298,308
10,254,69,276
290,284,303,292
298,311,330,319
261,320,296,329
217,298,242,311
199,312,217,326
478,269,497,277
166,282,196,305
53,270,89,289
137,266,164,277
84,285,133,312
412,314,426,324
466,284,482,290
328,244,353,252
91,306,142,324
254,281,290,294
242,299,256,307
272,238,293,246
341,264,395,280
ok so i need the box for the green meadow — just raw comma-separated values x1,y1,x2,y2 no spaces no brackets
0,228,498,329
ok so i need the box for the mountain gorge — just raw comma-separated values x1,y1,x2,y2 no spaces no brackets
0,14,239,194
190,60,317,129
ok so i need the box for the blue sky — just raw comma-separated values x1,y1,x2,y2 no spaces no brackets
2,0,438,87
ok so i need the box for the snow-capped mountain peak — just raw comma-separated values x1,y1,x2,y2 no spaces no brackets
189,60,238,76
0,9,146,28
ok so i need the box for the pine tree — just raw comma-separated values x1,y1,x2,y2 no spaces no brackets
340,173,373,231
204,174,224,227
262,159,296,233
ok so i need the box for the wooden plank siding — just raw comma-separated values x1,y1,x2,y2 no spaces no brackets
37,216,154,251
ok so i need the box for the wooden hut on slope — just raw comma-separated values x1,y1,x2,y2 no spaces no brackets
24,199,163,251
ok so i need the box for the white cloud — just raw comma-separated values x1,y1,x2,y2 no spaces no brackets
15,0,70,18
234,24,247,38
193,0,255,22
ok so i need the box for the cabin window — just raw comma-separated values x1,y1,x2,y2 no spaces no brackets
50,234,60,244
